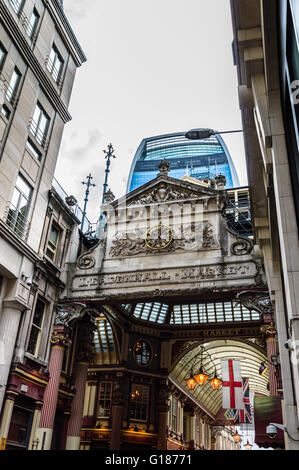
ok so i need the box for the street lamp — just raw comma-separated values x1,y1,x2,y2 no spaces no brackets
185,128,243,140
244,439,253,450
184,345,222,391
232,429,242,444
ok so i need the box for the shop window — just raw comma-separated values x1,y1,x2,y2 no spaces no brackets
129,384,149,422
171,398,178,432
97,381,112,418
6,397,34,450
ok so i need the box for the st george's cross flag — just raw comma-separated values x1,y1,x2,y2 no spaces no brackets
221,359,244,410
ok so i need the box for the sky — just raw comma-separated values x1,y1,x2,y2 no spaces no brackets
54,0,247,226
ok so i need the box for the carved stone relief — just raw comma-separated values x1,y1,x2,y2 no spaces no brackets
109,221,217,257
127,182,210,206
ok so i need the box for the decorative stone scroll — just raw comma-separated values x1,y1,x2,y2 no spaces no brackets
77,237,106,270
226,226,254,255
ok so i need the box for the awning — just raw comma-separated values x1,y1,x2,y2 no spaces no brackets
254,396,285,449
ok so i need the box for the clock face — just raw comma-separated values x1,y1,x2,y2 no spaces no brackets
145,224,173,250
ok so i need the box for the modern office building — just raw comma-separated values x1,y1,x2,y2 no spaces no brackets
126,132,240,193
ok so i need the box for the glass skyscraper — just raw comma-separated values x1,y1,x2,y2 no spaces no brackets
127,131,240,192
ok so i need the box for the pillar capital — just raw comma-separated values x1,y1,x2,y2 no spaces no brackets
34,401,44,410
51,326,72,348
5,391,19,402
260,322,277,339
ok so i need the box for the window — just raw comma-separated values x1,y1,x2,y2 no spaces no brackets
7,174,32,238
47,44,64,83
134,340,152,366
6,67,21,103
171,398,178,432
0,42,7,71
29,102,50,147
46,223,60,261
9,0,24,15
97,382,112,418
27,298,46,356
26,139,42,161
129,384,149,421
26,8,39,39
1,104,10,119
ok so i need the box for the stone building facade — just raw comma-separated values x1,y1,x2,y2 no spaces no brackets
0,0,86,450
37,166,271,451
230,0,299,449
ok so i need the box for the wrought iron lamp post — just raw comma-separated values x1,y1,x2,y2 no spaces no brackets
81,173,96,232
102,143,116,204
98,143,116,236
185,128,243,140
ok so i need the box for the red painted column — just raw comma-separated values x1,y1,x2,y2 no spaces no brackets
65,361,89,450
65,318,95,450
36,326,71,450
261,323,278,396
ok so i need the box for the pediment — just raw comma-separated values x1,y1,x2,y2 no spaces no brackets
106,174,223,209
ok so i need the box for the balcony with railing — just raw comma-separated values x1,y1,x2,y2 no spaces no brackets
20,11,38,42
8,0,23,15
45,55,63,88
7,0,38,43
0,72,18,107
3,201,31,241
28,119,48,148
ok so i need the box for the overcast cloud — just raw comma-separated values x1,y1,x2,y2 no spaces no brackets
55,0,247,225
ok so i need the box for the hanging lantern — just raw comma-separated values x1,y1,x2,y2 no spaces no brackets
232,430,242,444
209,372,222,390
244,440,253,450
185,375,197,390
194,367,209,386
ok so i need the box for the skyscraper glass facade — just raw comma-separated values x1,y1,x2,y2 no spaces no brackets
127,132,240,192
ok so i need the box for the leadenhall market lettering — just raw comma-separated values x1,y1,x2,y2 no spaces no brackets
72,261,258,291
